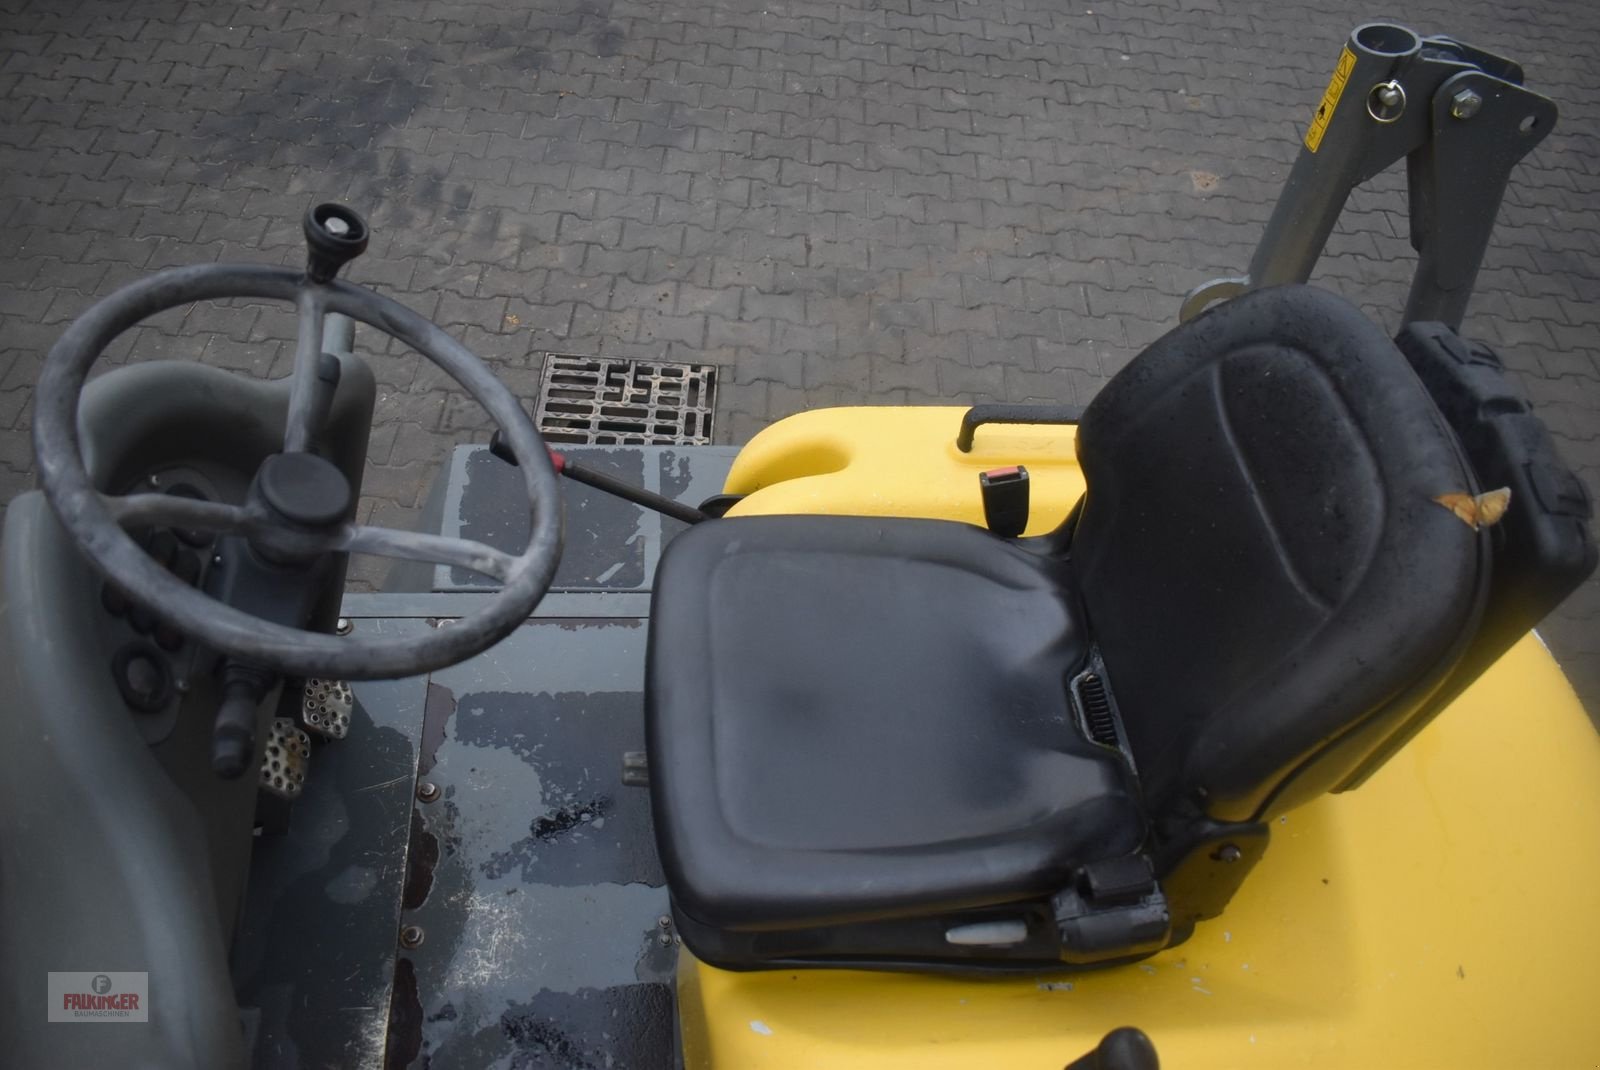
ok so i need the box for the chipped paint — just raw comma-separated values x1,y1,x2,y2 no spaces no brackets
401,808,439,911
531,796,609,841
384,957,423,1069
419,682,457,776
750,1020,774,1036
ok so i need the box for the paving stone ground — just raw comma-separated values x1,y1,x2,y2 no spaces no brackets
2,0,1597,707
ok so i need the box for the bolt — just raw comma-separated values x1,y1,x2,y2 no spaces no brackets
1451,88,1483,120
147,473,161,488
335,617,353,635
657,915,672,929
657,932,673,946
417,781,441,803
399,924,425,949
1214,843,1243,864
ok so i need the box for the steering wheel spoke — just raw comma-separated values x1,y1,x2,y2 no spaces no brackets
336,526,519,584
101,492,251,535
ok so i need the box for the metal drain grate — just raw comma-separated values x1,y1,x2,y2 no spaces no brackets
533,355,716,445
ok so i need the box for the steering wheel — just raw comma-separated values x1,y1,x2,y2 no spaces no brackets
32,204,564,680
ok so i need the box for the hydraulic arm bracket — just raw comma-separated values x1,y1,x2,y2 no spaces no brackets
1180,22,1557,330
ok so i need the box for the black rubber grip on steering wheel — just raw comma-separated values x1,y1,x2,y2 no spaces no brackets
955,404,1084,452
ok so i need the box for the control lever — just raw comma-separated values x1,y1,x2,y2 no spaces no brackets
286,203,368,454
298,352,343,448
488,431,708,525
211,660,275,778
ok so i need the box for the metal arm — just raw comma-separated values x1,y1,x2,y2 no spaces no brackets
1180,22,1557,330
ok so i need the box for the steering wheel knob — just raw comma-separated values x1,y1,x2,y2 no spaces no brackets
303,203,369,283
255,452,352,528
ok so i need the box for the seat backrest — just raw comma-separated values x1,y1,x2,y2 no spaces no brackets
1070,286,1489,823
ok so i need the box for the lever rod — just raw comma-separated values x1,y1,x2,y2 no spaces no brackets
488,431,709,525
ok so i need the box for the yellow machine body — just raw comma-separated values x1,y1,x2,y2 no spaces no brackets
674,407,1600,1069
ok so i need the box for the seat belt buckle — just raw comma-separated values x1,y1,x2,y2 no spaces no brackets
979,465,1030,538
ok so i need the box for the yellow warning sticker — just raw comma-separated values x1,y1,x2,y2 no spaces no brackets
1305,46,1357,153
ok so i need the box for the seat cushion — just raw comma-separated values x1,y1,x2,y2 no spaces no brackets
647,516,1143,932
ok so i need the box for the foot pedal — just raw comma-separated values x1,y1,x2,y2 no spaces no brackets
260,717,311,800
302,678,353,739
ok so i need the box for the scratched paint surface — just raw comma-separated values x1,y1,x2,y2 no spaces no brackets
442,445,736,593
451,445,648,591
400,620,676,1069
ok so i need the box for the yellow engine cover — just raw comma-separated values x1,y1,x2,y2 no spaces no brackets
675,407,1600,1069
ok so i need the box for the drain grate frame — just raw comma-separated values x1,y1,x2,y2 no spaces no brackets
532,354,717,446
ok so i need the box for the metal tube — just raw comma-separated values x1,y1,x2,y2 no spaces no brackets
282,287,331,453
321,311,355,356
1181,24,1556,328
560,459,709,526
1244,24,1422,289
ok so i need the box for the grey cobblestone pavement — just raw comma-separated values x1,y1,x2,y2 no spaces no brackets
2,0,1597,706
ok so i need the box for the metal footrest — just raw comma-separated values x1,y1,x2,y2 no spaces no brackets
260,718,311,800
302,678,353,739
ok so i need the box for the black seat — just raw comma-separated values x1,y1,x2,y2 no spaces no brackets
648,518,1143,943
646,285,1590,972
